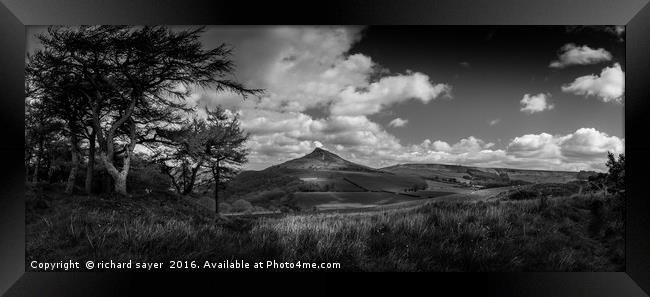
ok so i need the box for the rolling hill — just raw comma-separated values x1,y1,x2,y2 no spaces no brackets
223,148,593,210
223,148,427,204
381,163,586,185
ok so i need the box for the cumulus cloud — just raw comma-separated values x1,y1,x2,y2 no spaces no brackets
192,26,450,117
242,108,624,171
388,118,408,128
520,93,554,114
549,44,612,68
508,133,561,159
330,72,451,116
505,128,623,171
559,128,624,158
368,128,623,171
183,27,622,172
369,128,621,171
189,26,372,112
561,63,624,103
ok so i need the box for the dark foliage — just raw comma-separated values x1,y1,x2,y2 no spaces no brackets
26,25,259,195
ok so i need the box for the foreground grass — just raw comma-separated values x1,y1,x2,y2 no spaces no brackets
26,183,624,271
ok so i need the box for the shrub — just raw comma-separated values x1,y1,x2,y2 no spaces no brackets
219,202,232,213
232,199,253,213
244,189,287,206
127,154,171,194
509,189,538,200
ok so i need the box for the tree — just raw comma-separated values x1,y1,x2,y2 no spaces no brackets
605,151,625,195
154,107,248,213
587,152,625,198
28,26,260,195
154,118,212,195
25,99,64,183
25,57,87,193
588,172,608,197
203,108,248,214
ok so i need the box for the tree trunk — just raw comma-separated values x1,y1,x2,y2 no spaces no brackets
182,162,202,195
99,149,134,196
65,137,80,194
97,119,137,197
33,139,43,182
85,130,96,194
114,172,127,196
91,93,138,197
47,162,54,183
214,162,220,214
25,165,30,183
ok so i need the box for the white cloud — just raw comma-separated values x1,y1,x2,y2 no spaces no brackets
502,129,624,171
369,128,623,171
520,93,554,114
613,26,625,38
241,109,624,171
549,44,612,68
388,118,408,128
431,140,452,152
190,26,372,112
559,128,624,158
450,136,493,154
561,63,624,103
508,133,561,159
192,26,450,117
330,72,451,116
182,27,622,172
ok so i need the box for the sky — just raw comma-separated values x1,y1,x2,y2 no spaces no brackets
26,26,626,172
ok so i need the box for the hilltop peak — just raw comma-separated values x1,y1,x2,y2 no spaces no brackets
308,147,335,156
269,146,376,172
304,147,342,162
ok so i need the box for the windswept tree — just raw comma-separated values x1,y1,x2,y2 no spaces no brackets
154,106,248,213
588,151,625,198
153,118,212,195
27,26,260,195
605,151,625,195
26,54,90,193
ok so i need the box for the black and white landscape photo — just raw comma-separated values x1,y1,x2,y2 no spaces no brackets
25,26,625,271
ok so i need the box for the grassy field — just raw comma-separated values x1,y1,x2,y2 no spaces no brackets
291,192,433,210
26,183,624,272
339,171,427,192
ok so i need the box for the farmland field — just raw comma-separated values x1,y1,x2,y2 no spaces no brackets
337,171,427,192
291,192,429,210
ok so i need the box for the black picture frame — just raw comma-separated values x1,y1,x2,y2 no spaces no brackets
1,0,649,296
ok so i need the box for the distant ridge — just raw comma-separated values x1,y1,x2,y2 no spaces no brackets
382,163,581,174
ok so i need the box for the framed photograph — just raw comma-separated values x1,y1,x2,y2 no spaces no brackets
1,0,649,296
